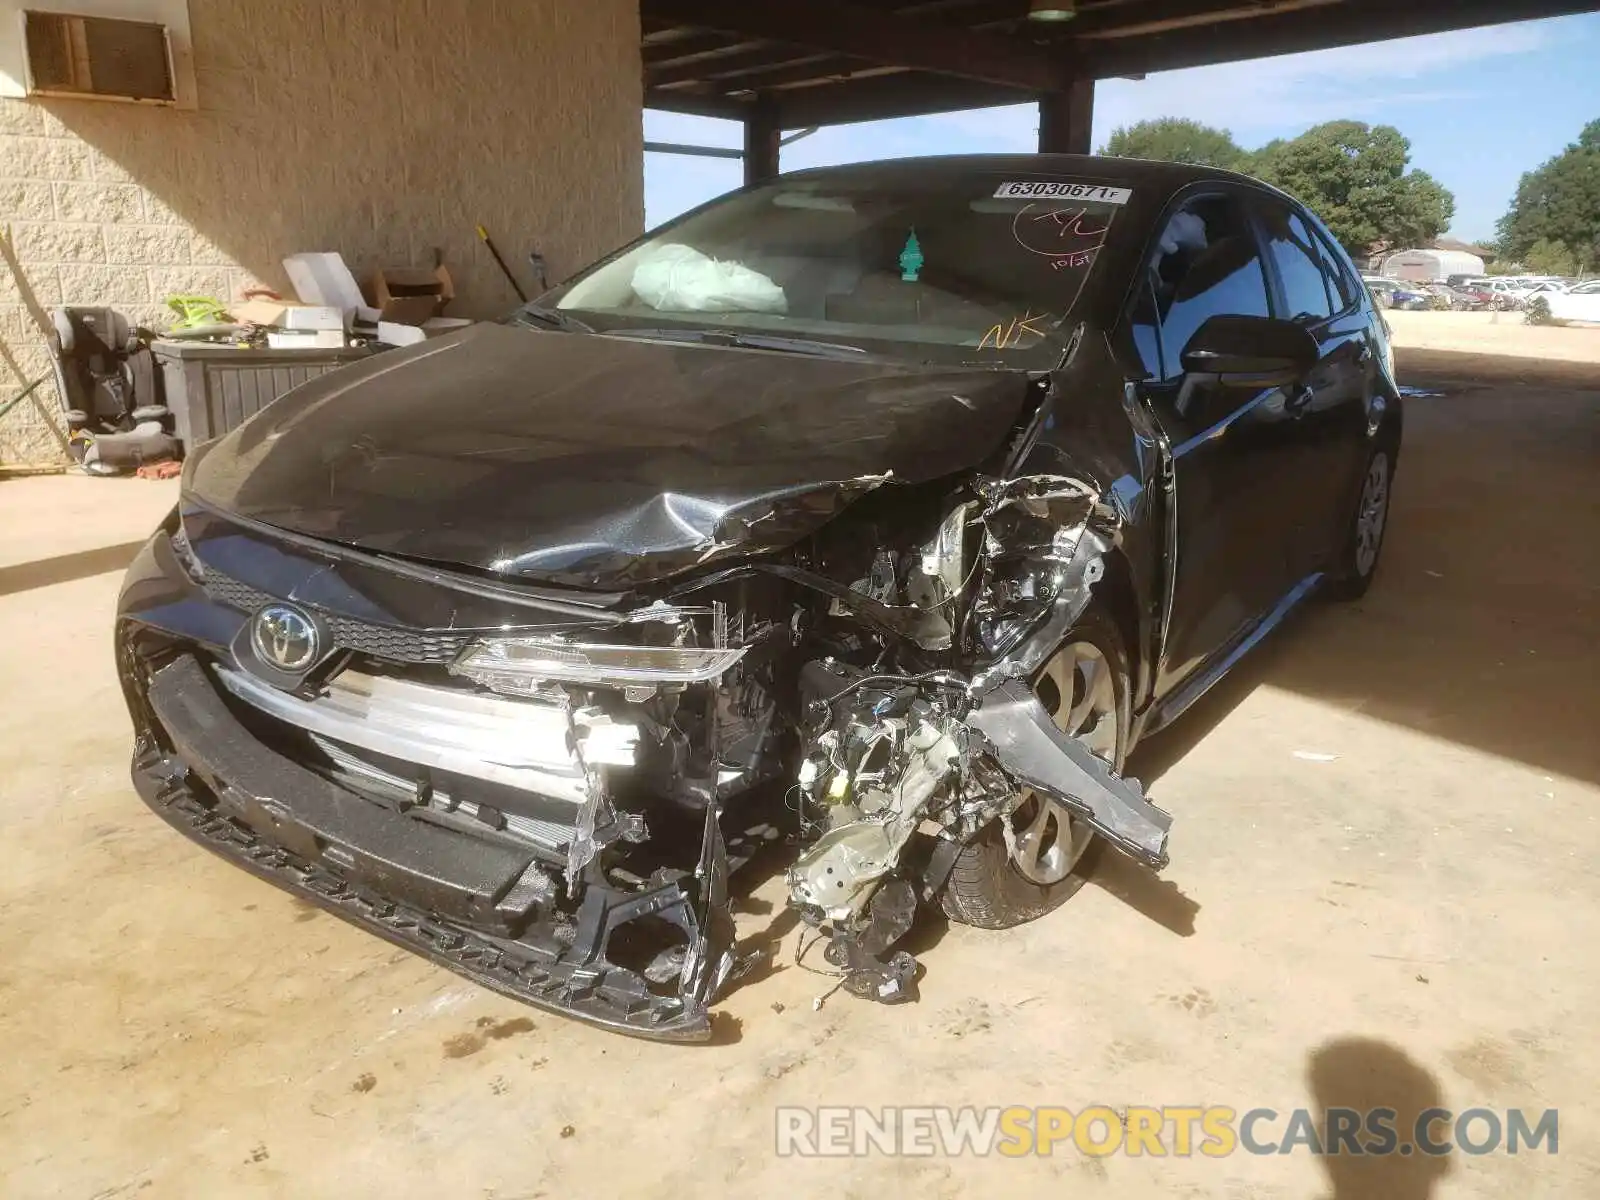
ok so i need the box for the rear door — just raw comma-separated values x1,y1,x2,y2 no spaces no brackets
1249,196,1376,580
1130,188,1308,697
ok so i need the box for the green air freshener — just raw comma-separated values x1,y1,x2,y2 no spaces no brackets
899,230,924,282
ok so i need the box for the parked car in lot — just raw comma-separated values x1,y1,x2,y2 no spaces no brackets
1465,279,1531,310
1425,283,1486,310
117,155,1403,1040
1363,277,1432,310
1544,279,1600,323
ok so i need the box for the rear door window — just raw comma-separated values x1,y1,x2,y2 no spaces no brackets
1257,201,1334,322
1310,227,1361,311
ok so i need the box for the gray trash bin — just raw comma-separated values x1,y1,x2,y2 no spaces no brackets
153,340,374,452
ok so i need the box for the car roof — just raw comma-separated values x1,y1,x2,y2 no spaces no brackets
774,153,1284,207
779,153,1312,234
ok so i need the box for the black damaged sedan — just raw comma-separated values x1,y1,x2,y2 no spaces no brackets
117,156,1400,1040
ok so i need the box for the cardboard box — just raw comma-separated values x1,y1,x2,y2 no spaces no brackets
368,265,454,325
231,299,348,331
266,329,346,350
377,316,472,347
283,252,367,314
230,298,291,326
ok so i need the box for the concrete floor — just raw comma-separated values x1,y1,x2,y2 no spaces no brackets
2,345,1597,1198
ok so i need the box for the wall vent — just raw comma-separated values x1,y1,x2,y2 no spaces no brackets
23,10,175,103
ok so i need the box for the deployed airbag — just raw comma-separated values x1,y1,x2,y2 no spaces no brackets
631,244,787,314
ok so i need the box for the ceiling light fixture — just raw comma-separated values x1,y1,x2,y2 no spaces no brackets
1028,0,1077,20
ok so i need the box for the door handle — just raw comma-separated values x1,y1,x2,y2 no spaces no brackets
1286,385,1315,417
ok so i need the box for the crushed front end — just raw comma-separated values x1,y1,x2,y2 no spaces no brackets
119,504,795,1040
120,461,1171,1040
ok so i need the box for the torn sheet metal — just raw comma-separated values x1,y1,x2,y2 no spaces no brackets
676,562,956,650
784,652,1169,1010
972,526,1112,684
969,474,1114,673
965,678,1171,869
679,802,742,1011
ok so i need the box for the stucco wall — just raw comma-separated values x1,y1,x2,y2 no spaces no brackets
0,0,642,466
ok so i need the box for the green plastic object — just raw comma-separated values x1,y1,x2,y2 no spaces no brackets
165,294,231,330
899,231,924,282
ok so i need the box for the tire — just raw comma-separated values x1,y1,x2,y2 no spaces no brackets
940,603,1130,930
1327,436,1398,601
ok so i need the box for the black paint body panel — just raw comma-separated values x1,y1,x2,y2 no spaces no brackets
185,323,1037,589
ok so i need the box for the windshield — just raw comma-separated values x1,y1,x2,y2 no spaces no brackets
538,173,1129,366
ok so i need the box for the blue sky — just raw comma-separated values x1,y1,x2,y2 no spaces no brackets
644,12,1600,244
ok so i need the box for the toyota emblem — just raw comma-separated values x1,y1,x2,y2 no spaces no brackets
251,604,320,673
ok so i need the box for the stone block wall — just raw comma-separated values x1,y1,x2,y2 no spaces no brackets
0,0,643,465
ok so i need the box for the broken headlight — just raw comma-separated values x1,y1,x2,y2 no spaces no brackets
449,637,749,696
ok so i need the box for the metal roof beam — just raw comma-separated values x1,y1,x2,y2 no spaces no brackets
649,47,835,88
640,0,1069,90
770,73,1039,127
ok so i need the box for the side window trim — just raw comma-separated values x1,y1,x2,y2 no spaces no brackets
1309,221,1364,317
1245,190,1337,326
1283,197,1363,317
1133,270,1166,380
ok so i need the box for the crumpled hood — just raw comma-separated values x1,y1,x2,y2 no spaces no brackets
184,323,1036,588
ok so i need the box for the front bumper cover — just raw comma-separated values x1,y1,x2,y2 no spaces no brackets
130,654,732,1042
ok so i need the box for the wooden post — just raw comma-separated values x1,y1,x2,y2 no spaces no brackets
743,102,781,185
1038,78,1095,155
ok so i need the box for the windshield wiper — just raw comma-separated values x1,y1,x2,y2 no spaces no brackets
610,327,869,360
509,305,593,333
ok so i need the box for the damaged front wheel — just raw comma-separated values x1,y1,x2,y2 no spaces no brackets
940,605,1128,929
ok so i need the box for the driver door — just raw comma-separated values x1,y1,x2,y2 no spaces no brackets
1130,189,1309,700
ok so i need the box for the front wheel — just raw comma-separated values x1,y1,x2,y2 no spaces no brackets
940,605,1130,930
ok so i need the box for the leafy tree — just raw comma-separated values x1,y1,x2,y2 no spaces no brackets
1249,121,1455,257
1523,237,1579,276
1496,120,1600,271
1101,118,1248,170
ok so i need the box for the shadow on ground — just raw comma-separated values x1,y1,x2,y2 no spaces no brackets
1133,347,1599,792
1308,1036,1452,1199
0,540,148,597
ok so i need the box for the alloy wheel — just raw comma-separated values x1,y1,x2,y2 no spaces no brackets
1005,641,1117,886
1355,451,1391,578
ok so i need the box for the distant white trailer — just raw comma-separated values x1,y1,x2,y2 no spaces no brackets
1380,248,1486,283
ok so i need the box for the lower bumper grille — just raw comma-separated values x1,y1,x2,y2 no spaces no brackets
130,654,718,1041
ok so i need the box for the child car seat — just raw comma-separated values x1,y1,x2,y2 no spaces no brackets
47,307,177,473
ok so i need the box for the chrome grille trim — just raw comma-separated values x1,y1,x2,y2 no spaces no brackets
215,664,638,805
202,572,476,664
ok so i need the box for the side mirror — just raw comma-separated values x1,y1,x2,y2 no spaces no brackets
1179,314,1319,388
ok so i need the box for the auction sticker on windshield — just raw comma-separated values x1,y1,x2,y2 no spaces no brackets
993,182,1132,204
